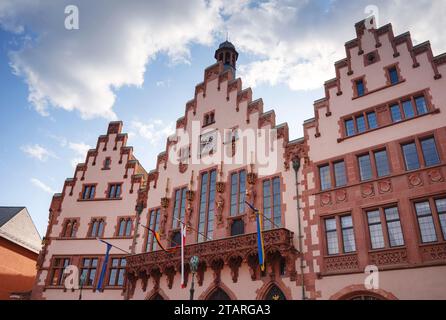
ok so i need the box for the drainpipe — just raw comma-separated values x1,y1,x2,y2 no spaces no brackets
292,158,306,300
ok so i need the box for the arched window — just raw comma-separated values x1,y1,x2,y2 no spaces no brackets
98,220,105,236
70,220,77,237
207,287,231,300
125,219,132,236
63,221,72,237
118,219,126,236
91,220,98,237
264,284,286,300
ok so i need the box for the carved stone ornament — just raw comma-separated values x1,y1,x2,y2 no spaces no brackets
126,229,298,291
216,194,225,227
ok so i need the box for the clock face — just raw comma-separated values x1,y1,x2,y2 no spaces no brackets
200,130,217,156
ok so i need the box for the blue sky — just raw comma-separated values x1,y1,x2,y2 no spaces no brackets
0,1,445,236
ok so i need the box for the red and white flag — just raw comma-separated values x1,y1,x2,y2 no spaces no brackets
181,224,187,288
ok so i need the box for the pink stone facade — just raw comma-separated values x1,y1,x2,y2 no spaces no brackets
32,19,446,300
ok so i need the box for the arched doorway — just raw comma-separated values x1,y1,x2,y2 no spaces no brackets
264,284,287,300
207,287,231,300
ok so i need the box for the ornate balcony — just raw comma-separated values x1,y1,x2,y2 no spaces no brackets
126,228,298,294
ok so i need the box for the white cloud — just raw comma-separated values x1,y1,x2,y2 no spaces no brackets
1,0,445,111
0,0,221,119
131,119,175,146
30,178,56,194
68,142,92,167
226,0,446,91
21,144,57,161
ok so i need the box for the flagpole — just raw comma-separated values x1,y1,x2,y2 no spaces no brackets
173,216,212,242
95,237,131,254
139,224,182,248
245,201,282,230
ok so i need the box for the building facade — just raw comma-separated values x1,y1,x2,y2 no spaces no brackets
31,19,446,300
0,207,41,300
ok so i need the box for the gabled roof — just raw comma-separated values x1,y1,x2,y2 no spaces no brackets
0,207,25,227
0,207,41,253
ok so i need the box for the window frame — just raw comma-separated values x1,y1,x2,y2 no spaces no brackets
356,147,392,182
79,256,99,287
107,183,123,199
365,205,405,250
106,256,127,288
197,168,217,242
88,217,106,238
81,184,97,200
229,168,247,216
262,176,283,230
323,214,356,256
115,217,133,238
400,134,442,172
412,196,446,244
48,257,71,287
145,208,161,252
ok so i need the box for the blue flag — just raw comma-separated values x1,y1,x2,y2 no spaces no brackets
245,201,265,271
255,211,265,271
96,242,112,291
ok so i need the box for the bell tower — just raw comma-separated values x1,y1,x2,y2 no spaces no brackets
214,40,239,76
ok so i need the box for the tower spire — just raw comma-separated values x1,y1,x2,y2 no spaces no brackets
214,37,238,76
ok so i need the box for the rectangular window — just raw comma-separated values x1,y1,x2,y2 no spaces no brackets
325,218,339,255
146,209,160,252
319,165,332,191
197,170,217,242
435,198,446,239
49,258,70,286
341,215,356,253
345,119,355,137
82,185,95,200
334,161,347,187
367,210,385,249
262,177,282,230
390,104,402,122
402,100,415,119
172,188,187,229
415,96,428,115
230,170,246,216
415,202,437,243
108,183,122,199
374,150,390,177
420,137,440,167
80,257,98,286
384,207,404,247
108,258,126,287
356,80,365,97
358,154,372,181
402,142,420,171
366,112,378,129
356,115,366,133
388,67,399,85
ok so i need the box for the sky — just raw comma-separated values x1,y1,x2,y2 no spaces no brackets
0,0,445,236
